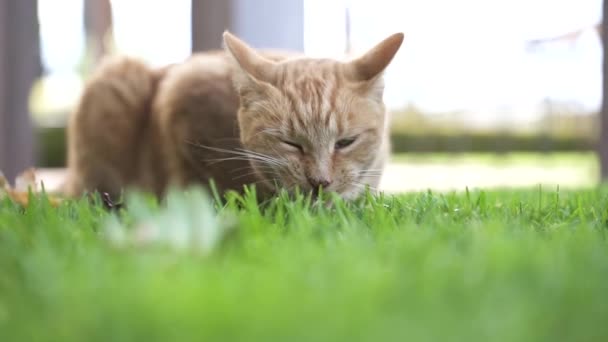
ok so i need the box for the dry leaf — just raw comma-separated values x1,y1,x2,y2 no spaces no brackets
0,168,62,207
15,168,37,192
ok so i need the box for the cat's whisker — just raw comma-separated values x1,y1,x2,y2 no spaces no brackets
232,172,262,180
188,141,287,166
232,169,281,181
188,142,227,154
350,181,378,193
357,172,382,177
234,148,282,161
205,159,282,175
247,178,280,189
230,164,275,174
354,169,384,175
205,156,274,166
358,174,382,179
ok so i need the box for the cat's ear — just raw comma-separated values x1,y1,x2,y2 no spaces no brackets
344,32,404,82
223,31,277,85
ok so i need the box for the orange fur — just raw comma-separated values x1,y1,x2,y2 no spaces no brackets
65,32,403,200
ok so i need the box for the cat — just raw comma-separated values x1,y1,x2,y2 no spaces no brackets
64,31,404,200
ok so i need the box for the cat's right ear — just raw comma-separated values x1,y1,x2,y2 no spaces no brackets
223,31,277,87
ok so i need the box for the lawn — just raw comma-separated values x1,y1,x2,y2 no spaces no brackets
1,186,608,341
383,152,598,192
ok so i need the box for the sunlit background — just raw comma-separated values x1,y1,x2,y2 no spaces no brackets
3,0,605,191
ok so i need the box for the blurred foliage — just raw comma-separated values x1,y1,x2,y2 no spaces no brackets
391,101,598,139
390,132,594,153
37,126,66,167
388,101,597,154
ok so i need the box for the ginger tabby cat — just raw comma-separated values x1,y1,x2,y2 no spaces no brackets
64,32,404,200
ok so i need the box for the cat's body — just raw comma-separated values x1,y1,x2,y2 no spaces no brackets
65,32,403,200
66,51,278,198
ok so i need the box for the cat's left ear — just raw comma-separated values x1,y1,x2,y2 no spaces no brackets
344,32,404,83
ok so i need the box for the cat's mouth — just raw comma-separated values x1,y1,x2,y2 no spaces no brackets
258,174,336,198
261,175,366,200
251,163,374,200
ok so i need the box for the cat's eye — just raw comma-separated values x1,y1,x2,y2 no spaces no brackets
281,140,303,152
335,137,357,150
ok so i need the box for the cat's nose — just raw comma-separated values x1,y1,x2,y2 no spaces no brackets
307,177,332,190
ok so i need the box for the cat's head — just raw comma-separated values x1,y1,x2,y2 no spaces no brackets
223,31,403,199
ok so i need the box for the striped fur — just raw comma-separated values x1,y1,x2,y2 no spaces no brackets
64,32,403,200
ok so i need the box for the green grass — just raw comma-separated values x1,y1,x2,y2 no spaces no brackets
1,186,608,341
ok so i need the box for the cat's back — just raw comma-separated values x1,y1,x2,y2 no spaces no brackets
154,51,238,122
153,51,242,158
151,49,298,193
151,51,248,193
154,48,298,109
65,55,168,198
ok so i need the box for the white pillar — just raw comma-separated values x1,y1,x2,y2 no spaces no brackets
232,0,304,50
0,0,40,181
192,0,304,52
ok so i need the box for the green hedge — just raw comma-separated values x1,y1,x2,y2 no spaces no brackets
34,127,597,167
390,133,595,153
37,126,67,167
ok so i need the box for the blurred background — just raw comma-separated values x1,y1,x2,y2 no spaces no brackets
0,0,606,192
